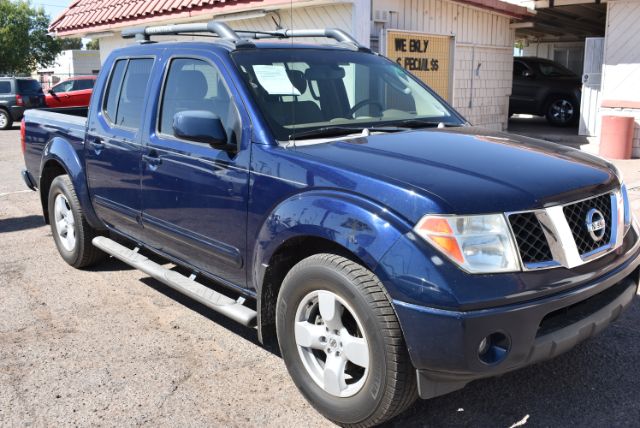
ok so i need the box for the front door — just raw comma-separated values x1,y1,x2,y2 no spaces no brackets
85,57,155,238
141,55,250,288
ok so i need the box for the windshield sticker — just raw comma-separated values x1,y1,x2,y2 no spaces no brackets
253,64,301,96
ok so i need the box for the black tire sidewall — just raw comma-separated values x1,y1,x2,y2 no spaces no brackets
48,177,82,266
276,262,389,425
546,96,578,126
0,109,11,130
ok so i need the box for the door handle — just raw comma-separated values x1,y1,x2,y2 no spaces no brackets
88,138,105,153
143,150,162,169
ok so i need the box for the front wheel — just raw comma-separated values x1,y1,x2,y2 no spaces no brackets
48,175,105,268
276,254,417,427
545,96,578,126
0,109,12,130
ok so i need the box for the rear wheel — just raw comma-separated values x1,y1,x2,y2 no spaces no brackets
48,175,105,268
276,254,417,427
545,96,578,126
0,109,12,130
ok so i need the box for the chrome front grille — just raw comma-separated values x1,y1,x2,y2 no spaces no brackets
507,191,622,270
563,193,612,255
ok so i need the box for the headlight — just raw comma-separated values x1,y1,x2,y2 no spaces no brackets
414,214,520,274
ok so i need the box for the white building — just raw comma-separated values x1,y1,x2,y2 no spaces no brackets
49,0,530,132
36,49,101,90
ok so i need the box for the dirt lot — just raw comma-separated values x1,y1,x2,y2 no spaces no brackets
1,127,640,427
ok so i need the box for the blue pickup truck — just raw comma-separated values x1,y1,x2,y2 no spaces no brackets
21,22,640,426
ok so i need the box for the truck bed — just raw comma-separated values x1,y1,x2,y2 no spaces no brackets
23,107,88,187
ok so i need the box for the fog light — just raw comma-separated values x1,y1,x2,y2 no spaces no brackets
477,332,510,365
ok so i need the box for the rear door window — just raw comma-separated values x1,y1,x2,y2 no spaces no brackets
103,58,154,129
0,81,10,94
16,79,43,94
73,79,95,91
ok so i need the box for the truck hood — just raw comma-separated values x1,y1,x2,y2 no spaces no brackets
292,127,618,214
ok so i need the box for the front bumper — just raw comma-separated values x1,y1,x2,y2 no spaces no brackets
392,237,640,399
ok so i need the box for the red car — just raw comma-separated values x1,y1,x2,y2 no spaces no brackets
45,76,97,108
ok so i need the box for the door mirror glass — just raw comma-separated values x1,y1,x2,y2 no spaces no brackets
173,110,228,148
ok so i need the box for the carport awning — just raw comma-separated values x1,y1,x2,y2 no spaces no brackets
514,1,606,42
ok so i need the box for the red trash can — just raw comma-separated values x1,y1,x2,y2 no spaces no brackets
599,115,635,159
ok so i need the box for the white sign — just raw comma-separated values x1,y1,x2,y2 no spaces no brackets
253,64,301,96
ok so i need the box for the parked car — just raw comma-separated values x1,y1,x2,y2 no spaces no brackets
45,75,97,108
0,77,45,130
510,57,582,126
21,22,639,427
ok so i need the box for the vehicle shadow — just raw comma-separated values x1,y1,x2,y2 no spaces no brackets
385,297,640,427
0,214,45,233
138,276,280,356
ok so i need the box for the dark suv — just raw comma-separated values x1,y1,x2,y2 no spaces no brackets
510,57,582,126
0,77,45,130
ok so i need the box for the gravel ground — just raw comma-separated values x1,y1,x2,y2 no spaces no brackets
1,127,639,427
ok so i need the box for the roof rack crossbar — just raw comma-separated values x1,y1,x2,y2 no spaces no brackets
121,20,363,48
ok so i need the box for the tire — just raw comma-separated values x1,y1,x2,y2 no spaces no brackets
545,95,578,126
276,254,417,427
0,109,12,130
48,175,105,268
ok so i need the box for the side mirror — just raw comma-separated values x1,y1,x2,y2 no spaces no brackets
173,110,228,148
48,89,55,94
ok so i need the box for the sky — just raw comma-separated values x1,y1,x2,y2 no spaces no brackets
32,0,70,23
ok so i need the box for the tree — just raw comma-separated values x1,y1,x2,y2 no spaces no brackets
58,37,83,50
86,39,100,50
0,0,61,75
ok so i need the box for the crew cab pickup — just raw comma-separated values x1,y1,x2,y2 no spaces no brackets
21,22,640,427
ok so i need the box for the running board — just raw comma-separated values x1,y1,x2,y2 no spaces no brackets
92,236,256,327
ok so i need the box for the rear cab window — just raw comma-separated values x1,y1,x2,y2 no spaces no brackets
103,58,154,129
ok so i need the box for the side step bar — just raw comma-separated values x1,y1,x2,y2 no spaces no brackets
92,236,256,327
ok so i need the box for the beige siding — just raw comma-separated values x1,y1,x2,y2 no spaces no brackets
601,0,640,155
373,0,515,130
97,3,353,62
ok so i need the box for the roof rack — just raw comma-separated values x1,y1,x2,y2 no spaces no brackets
121,20,366,50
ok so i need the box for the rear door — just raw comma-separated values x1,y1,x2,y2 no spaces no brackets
140,52,251,287
85,56,155,238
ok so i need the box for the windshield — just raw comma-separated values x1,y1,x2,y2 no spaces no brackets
231,48,463,141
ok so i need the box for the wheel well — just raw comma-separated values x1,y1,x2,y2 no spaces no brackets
258,236,367,345
39,160,68,224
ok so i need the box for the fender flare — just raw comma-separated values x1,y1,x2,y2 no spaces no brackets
39,136,104,229
251,189,415,342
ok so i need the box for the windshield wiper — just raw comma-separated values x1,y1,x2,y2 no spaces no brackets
289,125,408,140
394,119,461,129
